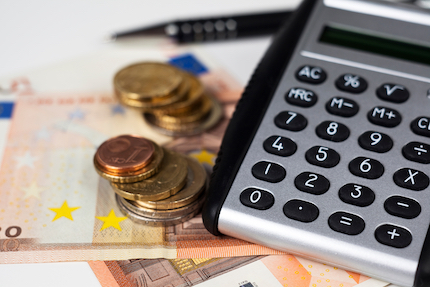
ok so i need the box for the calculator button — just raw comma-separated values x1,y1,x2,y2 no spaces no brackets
393,168,429,191
349,157,384,179
358,131,393,153
240,188,275,210
328,212,365,235
375,224,412,248
294,172,330,195
367,106,402,127
335,74,368,94
263,136,297,157
402,142,430,164
384,196,421,219
283,199,319,222
411,116,430,138
285,88,318,107
316,121,350,142
376,84,409,103
338,183,375,207
274,111,307,131
295,65,327,84
305,146,340,168
252,161,286,183
325,97,359,117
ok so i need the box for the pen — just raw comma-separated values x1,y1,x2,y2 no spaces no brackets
110,10,293,43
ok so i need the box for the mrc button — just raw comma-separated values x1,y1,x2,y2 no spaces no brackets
411,116,430,137
240,188,275,210
376,83,409,103
295,65,327,84
285,88,318,107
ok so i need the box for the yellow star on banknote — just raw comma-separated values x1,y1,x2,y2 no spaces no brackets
21,181,43,199
191,149,215,166
49,201,80,221
96,210,127,231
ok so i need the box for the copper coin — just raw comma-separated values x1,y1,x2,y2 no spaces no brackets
95,135,155,174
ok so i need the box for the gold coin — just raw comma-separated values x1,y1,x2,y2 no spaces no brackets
94,142,164,183
143,95,223,136
115,194,204,227
134,156,207,210
117,190,206,219
117,75,190,111
114,62,183,101
111,149,188,201
151,73,204,115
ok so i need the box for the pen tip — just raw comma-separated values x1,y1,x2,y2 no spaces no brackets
103,33,117,43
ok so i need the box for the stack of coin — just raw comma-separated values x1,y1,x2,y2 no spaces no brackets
94,134,207,226
114,62,222,136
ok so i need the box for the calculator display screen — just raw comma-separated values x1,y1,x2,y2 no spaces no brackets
319,25,430,66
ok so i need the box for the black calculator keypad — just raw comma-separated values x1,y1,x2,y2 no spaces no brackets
358,131,393,153
349,157,384,179
305,146,340,168
328,211,365,235
375,224,412,248
411,116,430,138
294,172,330,195
335,74,368,94
376,83,409,103
325,97,359,117
384,196,421,219
283,199,319,222
275,111,307,131
285,88,318,107
240,188,275,210
295,65,327,84
252,161,286,183
367,106,402,127
402,142,430,164
393,168,429,191
338,183,375,207
263,136,297,157
316,121,350,142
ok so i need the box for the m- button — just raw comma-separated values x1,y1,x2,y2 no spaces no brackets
295,65,327,84
375,224,412,248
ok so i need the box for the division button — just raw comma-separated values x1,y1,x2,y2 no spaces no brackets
316,121,350,142
411,116,430,138
283,199,319,222
263,135,297,157
274,111,307,132
325,97,359,117
358,131,393,153
367,106,402,127
240,188,275,210
376,83,409,103
285,87,318,107
335,74,368,93
294,172,330,195
295,65,327,84
402,142,430,164
305,146,340,168
328,211,365,235
252,161,286,183
349,157,384,179
384,196,421,219
375,224,412,248
393,168,429,191
338,183,375,207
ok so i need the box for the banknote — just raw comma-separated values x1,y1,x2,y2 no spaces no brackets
88,255,388,287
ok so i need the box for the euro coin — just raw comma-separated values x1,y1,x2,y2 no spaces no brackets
94,141,164,183
111,149,188,201
134,156,207,210
114,62,183,101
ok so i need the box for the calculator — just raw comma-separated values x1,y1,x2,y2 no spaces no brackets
202,0,430,286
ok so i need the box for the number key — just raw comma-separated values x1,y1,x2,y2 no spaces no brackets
349,157,384,179
252,161,286,183
316,121,350,142
294,172,330,195
275,111,307,131
358,131,393,153
240,188,274,210
305,146,340,168
263,136,297,157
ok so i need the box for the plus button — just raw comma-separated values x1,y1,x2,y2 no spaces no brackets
387,228,400,240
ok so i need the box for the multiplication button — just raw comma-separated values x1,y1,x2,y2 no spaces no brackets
240,188,274,210
402,142,430,164
375,224,412,248
367,106,402,127
328,212,365,235
263,136,297,157
283,199,319,222
393,168,429,191
275,111,307,131
252,161,286,183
